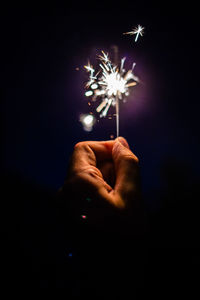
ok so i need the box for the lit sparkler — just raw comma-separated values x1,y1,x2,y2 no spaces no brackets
124,25,145,42
84,51,139,137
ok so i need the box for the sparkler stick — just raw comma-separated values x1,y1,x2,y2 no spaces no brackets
112,46,120,137
115,94,119,137
84,50,139,137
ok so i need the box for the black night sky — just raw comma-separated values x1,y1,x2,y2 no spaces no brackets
1,1,200,293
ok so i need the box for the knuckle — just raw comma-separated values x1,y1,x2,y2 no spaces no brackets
123,154,139,164
88,167,101,178
74,165,102,179
116,199,126,210
74,141,86,149
134,155,139,164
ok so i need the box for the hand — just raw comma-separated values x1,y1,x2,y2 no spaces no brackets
61,137,142,233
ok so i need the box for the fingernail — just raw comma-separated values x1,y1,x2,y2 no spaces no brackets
117,137,129,149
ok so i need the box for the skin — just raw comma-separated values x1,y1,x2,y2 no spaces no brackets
57,137,143,287
64,137,141,212
57,136,143,238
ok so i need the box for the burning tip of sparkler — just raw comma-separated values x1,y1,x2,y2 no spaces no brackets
84,50,139,120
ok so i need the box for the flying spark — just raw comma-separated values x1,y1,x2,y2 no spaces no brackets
84,51,139,136
80,113,95,132
124,25,145,42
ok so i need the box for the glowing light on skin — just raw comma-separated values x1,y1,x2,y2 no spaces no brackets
80,114,95,132
123,25,145,42
84,50,139,136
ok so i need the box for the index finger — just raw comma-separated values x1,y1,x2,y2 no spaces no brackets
72,140,115,170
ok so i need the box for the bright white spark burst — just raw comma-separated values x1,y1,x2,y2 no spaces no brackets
84,51,139,118
124,25,145,42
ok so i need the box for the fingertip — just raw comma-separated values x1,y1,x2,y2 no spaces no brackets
112,138,129,160
115,136,130,149
112,137,139,164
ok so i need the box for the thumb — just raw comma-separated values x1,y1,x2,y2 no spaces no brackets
112,137,139,207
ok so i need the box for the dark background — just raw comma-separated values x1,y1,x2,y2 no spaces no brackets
1,1,200,293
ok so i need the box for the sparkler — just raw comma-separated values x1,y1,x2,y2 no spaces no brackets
124,25,145,42
84,50,139,137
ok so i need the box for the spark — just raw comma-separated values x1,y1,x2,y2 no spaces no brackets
84,51,139,120
80,114,95,132
84,62,95,74
85,90,93,97
98,50,110,63
84,62,97,87
83,114,94,125
124,25,145,42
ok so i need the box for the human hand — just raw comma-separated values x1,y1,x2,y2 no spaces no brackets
61,137,142,232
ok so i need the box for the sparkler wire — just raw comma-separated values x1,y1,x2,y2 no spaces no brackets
116,95,119,137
